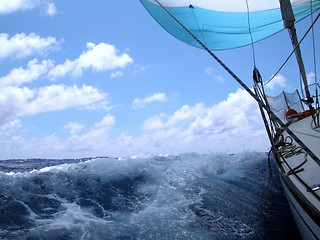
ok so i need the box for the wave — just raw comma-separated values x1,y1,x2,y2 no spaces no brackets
0,152,299,239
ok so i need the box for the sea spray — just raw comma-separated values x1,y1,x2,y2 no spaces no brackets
0,152,300,239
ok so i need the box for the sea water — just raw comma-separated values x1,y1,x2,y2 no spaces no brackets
0,152,301,240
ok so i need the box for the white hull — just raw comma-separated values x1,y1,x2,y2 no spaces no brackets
274,115,320,240
281,177,320,239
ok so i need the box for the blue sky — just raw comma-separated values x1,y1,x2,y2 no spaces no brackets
0,0,318,159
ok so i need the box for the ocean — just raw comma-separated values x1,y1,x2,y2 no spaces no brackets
0,152,301,240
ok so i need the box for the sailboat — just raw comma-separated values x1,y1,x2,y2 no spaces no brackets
140,0,320,239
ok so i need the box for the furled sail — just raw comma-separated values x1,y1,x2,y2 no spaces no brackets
140,0,320,50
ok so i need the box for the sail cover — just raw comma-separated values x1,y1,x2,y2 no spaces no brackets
140,0,320,50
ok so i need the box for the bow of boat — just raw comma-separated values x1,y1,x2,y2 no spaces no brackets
274,114,320,239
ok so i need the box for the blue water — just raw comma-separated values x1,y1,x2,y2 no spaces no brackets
0,152,300,240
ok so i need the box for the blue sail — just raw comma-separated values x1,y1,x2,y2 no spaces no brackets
140,0,320,50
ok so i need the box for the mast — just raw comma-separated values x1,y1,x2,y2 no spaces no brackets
280,0,314,107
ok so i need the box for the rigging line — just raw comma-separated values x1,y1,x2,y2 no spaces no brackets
301,71,306,100
245,0,257,67
264,11,320,87
153,0,320,165
188,2,207,48
310,1,318,86
310,0,320,126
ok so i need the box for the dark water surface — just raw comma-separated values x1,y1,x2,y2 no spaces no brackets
0,152,301,239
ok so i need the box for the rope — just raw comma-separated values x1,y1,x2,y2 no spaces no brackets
188,2,207,48
276,142,320,201
245,0,257,67
310,1,318,89
310,1,320,126
270,138,320,201
278,136,305,158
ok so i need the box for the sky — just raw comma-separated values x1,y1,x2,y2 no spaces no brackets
0,0,318,159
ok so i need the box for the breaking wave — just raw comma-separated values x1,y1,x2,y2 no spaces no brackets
0,152,300,239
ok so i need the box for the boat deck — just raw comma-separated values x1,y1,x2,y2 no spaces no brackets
276,115,320,239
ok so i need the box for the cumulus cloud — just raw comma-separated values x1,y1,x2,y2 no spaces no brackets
140,88,267,153
264,74,288,90
48,42,133,80
0,88,269,158
0,59,53,87
142,104,207,131
0,33,60,60
65,122,85,135
0,41,130,136
0,0,34,14
0,119,22,140
0,42,132,84
28,84,109,114
94,115,115,131
133,92,168,108
0,114,118,158
0,84,110,123
0,0,57,16
62,115,116,153
45,3,57,17
113,89,267,155
0,86,34,124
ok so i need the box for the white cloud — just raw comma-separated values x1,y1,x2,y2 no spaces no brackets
133,64,151,74
133,92,168,108
0,84,110,123
0,86,34,124
167,104,206,126
143,114,166,131
0,33,60,60
205,66,225,84
0,42,131,84
94,115,115,131
0,119,22,140
0,0,35,14
140,88,267,153
0,41,128,143
205,67,214,75
27,84,109,114
264,74,288,90
0,114,108,157
143,104,206,131
111,71,124,78
65,122,85,135
0,88,269,159
45,3,57,17
0,114,118,158
307,72,316,85
47,59,74,79
48,42,133,80
0,0,57,16
62,115,116,153
0,59,53,87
